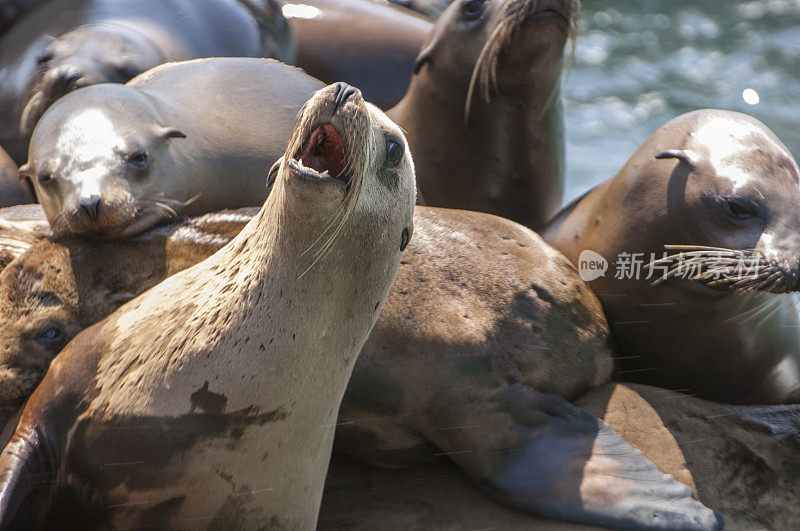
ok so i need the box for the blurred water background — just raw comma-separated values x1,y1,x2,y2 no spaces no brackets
563,0,800,203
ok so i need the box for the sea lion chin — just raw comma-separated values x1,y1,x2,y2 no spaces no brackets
545,108,800,404
0,83,416,529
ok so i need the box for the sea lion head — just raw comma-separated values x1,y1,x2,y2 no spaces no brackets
20,84,188,238
0,231,142,410
269,82,416,264
616,109,800,295
20,25,162,136
413,0,579,117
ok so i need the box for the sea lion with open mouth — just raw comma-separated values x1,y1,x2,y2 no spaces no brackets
0,0,293,163
0,82,416,529
545,109,800,404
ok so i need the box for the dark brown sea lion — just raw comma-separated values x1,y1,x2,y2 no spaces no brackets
545,109,800,404
388,0,576,230
0,204,720,529
0,0,293,163
285,0,432,110
0,82,417,528
0,147,32,208
21,57,323,237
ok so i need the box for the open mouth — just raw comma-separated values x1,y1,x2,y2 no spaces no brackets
288,123,350,187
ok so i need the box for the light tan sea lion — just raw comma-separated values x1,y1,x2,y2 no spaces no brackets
0,82,416,529
545,109,800,404
20,57,323,238
0,203,720,529
388,0,576,230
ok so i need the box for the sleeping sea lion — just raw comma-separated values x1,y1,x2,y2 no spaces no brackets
0,0,293,163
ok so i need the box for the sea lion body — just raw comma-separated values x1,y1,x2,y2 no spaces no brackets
0,147,32,207
545,109,800,404
389,0,574,230
0,83,416,528
286,0,432,110
22,57,323,237
0,205,720,529
0,0,292,163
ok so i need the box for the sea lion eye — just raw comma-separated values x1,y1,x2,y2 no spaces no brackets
462,0,486,18
723,197,758,221
38,172,53,184
386,137,404,167
124,150,149,168
36,51,53,66
116,64,141,81
35,325,65,346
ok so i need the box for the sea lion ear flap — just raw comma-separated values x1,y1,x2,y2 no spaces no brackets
655,149,699,167
106,292,137,312
266,156,284,190
17,164,30,180
0,219,50,272
157,127,187,140
413,34,439,74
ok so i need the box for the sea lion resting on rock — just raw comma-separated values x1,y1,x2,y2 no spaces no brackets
389,0,575,230
545,109,800,404
21,57,323,237
0,146,32,208
0,0,292,163
0,204,720,528
0,82,417,528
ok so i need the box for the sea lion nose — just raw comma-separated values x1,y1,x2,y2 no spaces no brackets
50,67,81,92
80,195,101,220
332,82,360,114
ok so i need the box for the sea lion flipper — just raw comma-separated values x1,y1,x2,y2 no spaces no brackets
0,421,49,527
428,387,722,530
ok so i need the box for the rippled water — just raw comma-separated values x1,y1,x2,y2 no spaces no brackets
563,0,800,203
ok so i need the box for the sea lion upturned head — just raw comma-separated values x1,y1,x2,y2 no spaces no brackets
20,84,188,238
20,25,163,136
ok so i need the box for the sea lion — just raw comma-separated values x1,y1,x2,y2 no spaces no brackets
0,0,293,163
0,147,33,208
0,205,720,529
284,0,432,110
21,57,323,237
0,82,417,528
545,109,800,404
388,0,575,231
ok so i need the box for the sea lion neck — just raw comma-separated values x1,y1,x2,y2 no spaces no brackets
390,65,564,230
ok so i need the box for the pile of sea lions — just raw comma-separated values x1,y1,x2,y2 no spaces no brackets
0,0,797,529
